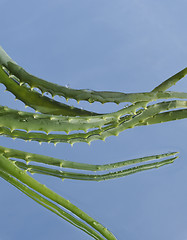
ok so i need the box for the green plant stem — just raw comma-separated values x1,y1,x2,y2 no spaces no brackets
12,156,178,181
0,100,186,145
0,169,105,240
0,145,177,170
0,66,98,116
0,154,116,240
0,46,186,104
138,109,187,126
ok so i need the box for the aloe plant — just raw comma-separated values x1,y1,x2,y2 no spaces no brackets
0,46,187,239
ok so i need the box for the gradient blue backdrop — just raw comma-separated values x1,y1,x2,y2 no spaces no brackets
0,1,187,239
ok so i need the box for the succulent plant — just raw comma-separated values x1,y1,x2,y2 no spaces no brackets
0,46,186,239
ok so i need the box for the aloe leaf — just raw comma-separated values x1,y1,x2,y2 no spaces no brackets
0,66,98,116
12,156,178,181
0,145,177,170
0,154,116,240
0,46,187,104
0,169,105,240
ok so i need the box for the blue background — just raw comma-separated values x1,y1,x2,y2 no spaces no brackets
0,1,187,239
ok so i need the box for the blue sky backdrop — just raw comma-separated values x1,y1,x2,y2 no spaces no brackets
0,1,187,239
